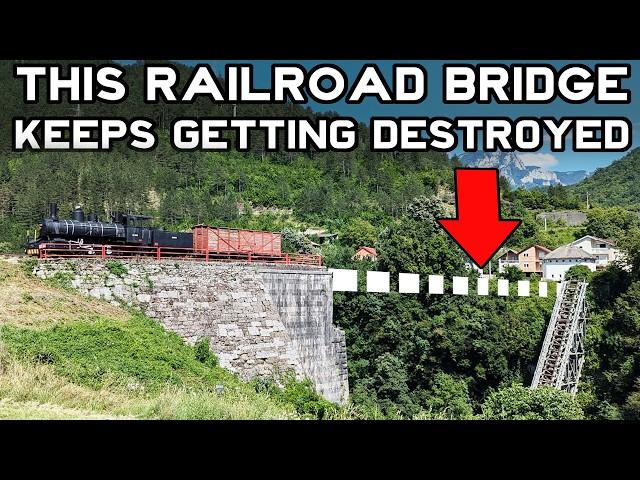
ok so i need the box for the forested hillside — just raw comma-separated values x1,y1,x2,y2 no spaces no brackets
0,60,456,253
1,60,639,419
0,60,592,257
571,148,640,208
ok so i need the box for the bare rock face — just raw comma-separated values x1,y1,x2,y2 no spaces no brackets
34,260,349,404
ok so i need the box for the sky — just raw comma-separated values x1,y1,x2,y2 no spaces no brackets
167,60,640,174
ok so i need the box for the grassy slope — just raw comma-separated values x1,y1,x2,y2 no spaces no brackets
0,257,332,420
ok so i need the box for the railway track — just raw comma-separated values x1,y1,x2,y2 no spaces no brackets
531,279,588,395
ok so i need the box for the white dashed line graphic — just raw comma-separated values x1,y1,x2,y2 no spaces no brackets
330,270,556,298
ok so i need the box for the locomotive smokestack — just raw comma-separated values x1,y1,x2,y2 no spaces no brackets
48,203,58,220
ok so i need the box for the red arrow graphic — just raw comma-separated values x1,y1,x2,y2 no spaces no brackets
437,168,521,269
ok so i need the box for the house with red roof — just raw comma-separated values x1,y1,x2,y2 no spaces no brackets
353,246,378,261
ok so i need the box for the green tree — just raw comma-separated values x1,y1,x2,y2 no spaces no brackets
423,372,474,419
564,265,594,282
619,227,640,278
581,207,640,240
587,280,640,416
482,384,584,420
501,265,525,282
372,352,418,417
340,218,378,249
623,379,640,420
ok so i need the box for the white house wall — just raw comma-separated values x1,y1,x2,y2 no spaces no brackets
572,238,594,252
543,259,597,281
571,237,618,265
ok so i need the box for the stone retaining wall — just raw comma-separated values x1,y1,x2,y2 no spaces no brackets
34,259,348,404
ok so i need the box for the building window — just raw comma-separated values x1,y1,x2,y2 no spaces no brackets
599,243,607,248
524,263,529,268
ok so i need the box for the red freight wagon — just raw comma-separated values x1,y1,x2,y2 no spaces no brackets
192,225,282,255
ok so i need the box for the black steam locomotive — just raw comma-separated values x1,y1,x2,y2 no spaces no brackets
26,203,193,256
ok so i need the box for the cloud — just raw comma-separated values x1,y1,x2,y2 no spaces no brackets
518,153,560,168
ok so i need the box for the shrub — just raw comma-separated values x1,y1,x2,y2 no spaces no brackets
564,265,593,282
105,260,128,277
481,384,584,420
252,377,280,396
45,271,75,290
500,265,525,282
281,228,318,254
276,372,337,419
194,337,218,368
423,372,474,420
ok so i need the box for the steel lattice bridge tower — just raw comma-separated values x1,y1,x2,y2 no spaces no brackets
531,280,588,395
